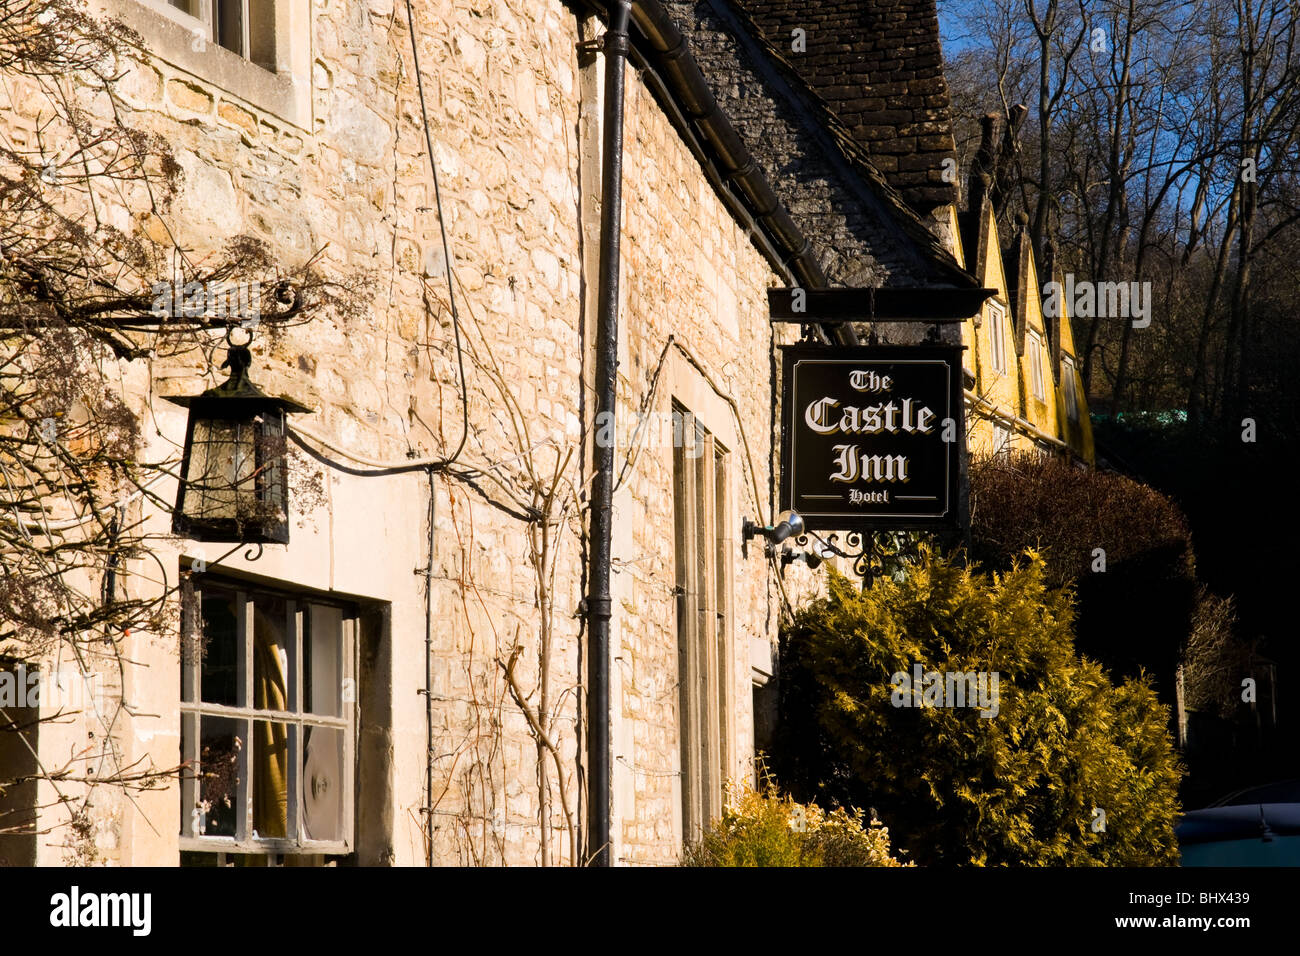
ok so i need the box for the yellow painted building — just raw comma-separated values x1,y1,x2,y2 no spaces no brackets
951,189,1095,465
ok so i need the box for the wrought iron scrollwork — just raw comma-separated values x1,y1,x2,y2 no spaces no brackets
795,530,925,585
199,539,267,573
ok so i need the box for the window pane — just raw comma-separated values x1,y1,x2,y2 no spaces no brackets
168,0,200,16
1037,340,1045,396
200,589,239,706
252,719,289,839
995,424,1012,457
198,716,243,838
1030,337,1043,397
691,426,715,822
252,595,289,713
305,605,343,717
671,406,699,839
1064,360,1079,420
248,0,277,70
302,726,345,842
989,307,1006,372
215,0,245,57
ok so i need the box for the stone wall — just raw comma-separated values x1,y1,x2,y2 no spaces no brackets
6,0,790,865
612,68,788,862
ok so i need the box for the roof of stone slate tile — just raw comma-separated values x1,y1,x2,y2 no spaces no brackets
736,0,960,214
657,0,973,288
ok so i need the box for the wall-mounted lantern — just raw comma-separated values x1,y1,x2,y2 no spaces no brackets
165,330,311,545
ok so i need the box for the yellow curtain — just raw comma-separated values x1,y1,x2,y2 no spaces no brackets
252,607,289,838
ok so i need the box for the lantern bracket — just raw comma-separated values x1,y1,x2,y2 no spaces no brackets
193,540,266,573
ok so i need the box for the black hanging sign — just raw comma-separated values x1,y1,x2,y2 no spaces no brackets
780,345,963,531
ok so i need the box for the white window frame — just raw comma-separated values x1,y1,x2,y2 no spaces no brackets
993,422,1013,458
988,302,1008,375
1028,331,1046,400
180,576,357,859
1063,356,1079,422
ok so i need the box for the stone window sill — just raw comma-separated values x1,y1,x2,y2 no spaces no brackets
94,0,311,131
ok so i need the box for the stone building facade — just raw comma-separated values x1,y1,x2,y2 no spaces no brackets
0,0,1086,867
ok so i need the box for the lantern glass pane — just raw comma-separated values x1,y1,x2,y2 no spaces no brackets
257,411,287,529
184,417,257,522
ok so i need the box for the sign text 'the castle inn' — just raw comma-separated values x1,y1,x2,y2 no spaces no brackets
780,345,963,531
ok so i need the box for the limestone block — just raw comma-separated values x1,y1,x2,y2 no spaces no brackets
326,88,391,165
167,78,214,116
218,100,259,138
171,149,241,239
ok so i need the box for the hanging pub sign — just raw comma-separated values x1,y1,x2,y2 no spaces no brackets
780,345,963,531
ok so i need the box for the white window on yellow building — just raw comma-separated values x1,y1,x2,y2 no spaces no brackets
180,577,356,863
988,302,1008,375
672,404,733,843
1063,356,1080,422
1028,331,1046,400
993,421,1013,458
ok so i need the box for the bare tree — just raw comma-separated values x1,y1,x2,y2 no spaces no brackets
943,0,1300,419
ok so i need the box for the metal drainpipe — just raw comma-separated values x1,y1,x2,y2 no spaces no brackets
424,467,436,866
587,0,631,868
